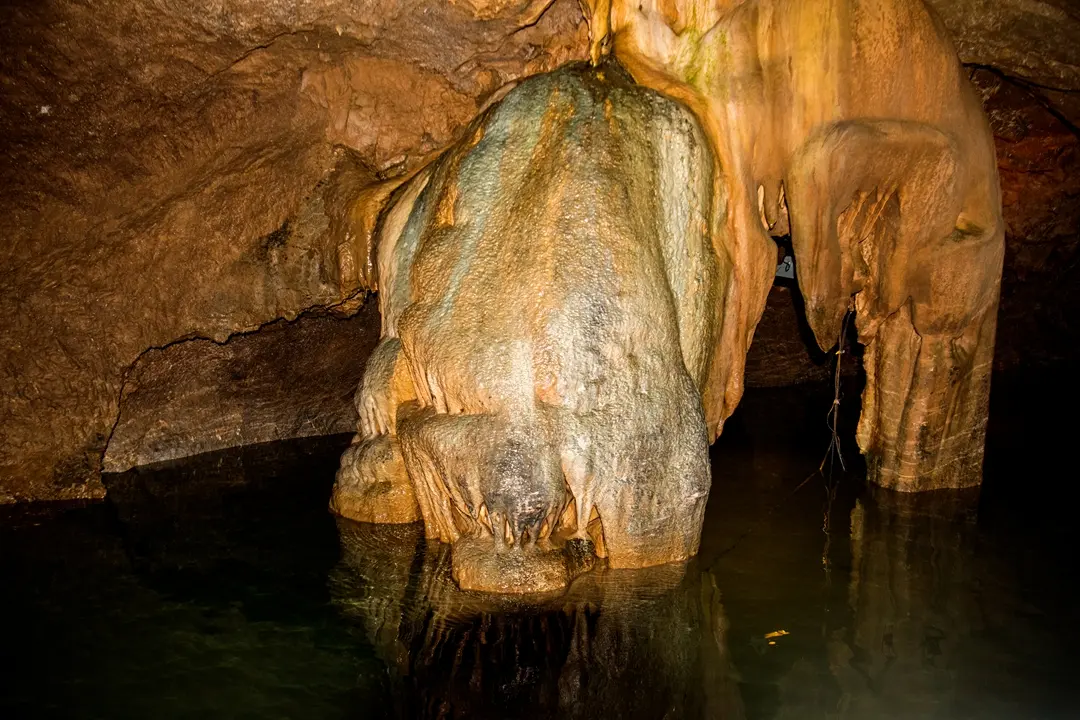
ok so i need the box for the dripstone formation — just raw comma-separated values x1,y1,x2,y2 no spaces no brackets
333,63,718,592
332,0,1003,592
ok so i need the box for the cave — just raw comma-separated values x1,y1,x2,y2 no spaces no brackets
2,0,1079,716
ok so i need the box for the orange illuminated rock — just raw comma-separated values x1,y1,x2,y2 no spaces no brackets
333,62,718,592
331,435,421,524
334,2,1008,592
583,0,1005,490
0,0,588,503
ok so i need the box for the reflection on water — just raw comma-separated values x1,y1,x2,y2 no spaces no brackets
832,489,981,719
0,380,1076,718
330,519,743,719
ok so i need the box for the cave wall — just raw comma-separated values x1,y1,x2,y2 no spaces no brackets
103,299,380,473
0,0,587,502
2,0,1080,501
973,70,1080,370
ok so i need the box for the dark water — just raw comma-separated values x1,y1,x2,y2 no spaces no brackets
2,375,1076,719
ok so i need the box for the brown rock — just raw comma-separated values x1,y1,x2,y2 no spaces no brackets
970,68,1080,370
104,300,380,473
745,286,831,389
0,0,589,502
590,0,1003,491
304,58,478,171
331,435,421,524
927,0,1080,87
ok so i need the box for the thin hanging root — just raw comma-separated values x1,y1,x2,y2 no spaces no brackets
821,300,855,473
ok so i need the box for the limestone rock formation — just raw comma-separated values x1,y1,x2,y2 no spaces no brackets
584,0,1004,490
104,301,380,473
4,0,1080,508
0,0,588,502
333,1,1014,593
333,62,719,592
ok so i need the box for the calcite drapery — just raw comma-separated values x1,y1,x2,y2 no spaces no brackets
333,62,720,592
334,0,1005,592
583,0,1004,490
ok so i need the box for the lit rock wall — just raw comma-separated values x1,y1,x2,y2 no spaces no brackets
0,0,587,502
103,300,380,473
3,0,1080,501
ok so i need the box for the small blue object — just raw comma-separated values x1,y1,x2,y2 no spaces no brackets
776,255,795,280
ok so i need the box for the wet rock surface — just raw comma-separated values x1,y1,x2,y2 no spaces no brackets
333,62,717,587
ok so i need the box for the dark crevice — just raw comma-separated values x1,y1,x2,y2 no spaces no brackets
202,30,299,84
966,62,1080,96
772,234,831,363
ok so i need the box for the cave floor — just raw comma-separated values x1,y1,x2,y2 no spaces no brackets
1,372,1076,719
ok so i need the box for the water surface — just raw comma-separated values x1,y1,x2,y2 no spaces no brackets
1,376,1075,719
